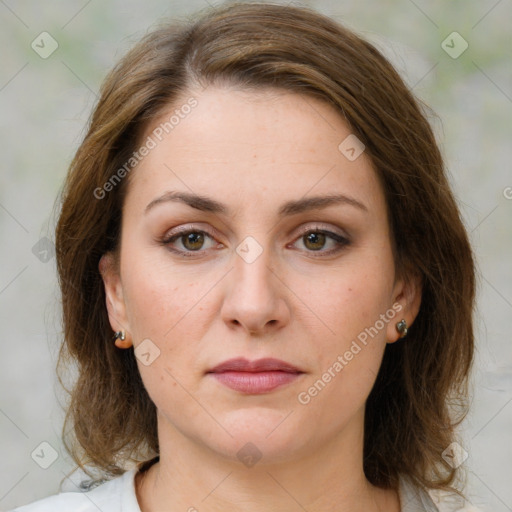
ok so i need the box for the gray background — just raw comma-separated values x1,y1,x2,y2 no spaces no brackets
1,0,511,510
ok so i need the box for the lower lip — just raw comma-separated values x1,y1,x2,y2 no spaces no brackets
210,371,302,393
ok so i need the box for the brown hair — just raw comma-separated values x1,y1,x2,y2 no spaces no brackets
55,0,476,495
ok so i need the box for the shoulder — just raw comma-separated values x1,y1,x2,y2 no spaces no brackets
398,475,475,512
9,467,140,512
398,475,441,512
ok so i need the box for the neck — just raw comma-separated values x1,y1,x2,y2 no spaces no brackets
135,410,400,512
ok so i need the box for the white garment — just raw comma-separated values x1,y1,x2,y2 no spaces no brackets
9,468,441,512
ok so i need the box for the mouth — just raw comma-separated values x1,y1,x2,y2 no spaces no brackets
207,357,305,394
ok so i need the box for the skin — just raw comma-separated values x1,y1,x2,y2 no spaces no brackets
99,84,421,512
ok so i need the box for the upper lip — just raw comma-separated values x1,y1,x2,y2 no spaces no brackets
208,357,303,374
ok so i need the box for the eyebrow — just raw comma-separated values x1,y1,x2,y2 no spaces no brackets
144,191,368,216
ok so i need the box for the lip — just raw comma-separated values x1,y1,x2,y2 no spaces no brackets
208,357,303,374
207,358,304,394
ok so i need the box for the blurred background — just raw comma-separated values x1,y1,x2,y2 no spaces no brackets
0,0,511,510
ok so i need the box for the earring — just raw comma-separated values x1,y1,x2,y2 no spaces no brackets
396,319,408,338
114,331,126,341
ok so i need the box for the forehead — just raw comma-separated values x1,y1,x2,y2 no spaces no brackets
125,86,385,218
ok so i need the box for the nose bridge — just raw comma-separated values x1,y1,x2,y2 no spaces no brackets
221,232,287,333
232,234,276,300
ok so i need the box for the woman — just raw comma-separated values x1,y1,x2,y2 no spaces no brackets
12,2,476,511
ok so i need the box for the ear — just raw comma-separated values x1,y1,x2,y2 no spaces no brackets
386,271,422,344
98,252,132,349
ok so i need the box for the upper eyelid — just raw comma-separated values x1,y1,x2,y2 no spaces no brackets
293,224,348,238
163,225,349,251
164,223,347,240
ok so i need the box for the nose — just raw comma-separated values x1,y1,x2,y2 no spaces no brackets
220,243,290,336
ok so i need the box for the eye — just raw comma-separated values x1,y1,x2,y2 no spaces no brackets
161,229,220,257
290,226,350,256
160,224,350,258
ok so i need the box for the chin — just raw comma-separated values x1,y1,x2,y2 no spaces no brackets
201,407,310,466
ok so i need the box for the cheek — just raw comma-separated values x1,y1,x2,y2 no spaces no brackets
295,252,395,404
121,249,204,339
301,257,395,346
295,273,393,431
120,250,220,383
119,257,208,412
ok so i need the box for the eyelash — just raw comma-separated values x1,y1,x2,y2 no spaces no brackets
159,225,350,258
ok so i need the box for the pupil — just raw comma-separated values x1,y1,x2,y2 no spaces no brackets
185,232,203,250
306,232,325,250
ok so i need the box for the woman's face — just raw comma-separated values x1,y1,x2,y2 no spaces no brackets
101,85,417,464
